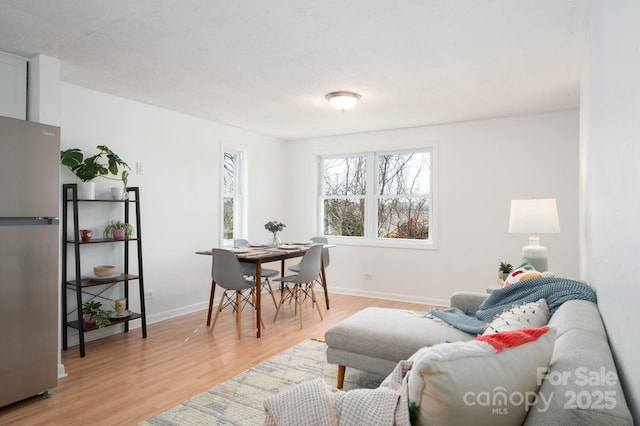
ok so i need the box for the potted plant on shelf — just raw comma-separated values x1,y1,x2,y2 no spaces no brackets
82,300,111,328
103,220,134,240
60,145,131,200
264,220,286,247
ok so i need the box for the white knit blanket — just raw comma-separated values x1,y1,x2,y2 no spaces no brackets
263,361,412,426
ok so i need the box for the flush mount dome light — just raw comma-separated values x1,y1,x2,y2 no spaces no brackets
325,91,361,111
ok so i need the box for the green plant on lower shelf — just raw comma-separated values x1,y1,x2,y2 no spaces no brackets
82,300,111,328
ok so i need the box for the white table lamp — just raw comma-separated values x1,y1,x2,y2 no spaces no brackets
509,198,560,272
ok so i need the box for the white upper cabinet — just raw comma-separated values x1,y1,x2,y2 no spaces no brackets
0,52,27,119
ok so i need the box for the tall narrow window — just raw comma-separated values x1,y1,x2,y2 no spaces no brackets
223,150,243,241
319,148,433,244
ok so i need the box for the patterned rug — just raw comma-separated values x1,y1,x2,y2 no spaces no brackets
139,339,384,425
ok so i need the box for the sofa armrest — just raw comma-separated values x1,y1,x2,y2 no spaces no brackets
449,291,489,313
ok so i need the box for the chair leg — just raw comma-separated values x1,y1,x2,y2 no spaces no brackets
264,278,278,308
235,291,242,338
273,284,287,322
209,290,226,333
297,285,303,329
309,283,323,321
207,280,216,326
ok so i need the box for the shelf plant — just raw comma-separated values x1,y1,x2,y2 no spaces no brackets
60,145,131,187
104,220,134,240
82,300,111,328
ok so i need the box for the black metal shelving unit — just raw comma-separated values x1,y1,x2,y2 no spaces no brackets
61,184,147,357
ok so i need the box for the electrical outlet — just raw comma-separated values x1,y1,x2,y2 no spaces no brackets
144,291,153,299
136,162,144,175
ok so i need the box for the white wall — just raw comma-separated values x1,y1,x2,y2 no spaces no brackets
581,0,640,419
59,83,286,340
285,111,580,305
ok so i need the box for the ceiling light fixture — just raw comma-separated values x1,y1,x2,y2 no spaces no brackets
325,91,361,111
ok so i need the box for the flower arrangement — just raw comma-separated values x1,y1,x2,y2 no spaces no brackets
265,221,286,247
264,221,286,233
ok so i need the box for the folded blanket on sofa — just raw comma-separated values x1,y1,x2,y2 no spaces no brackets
428,277,597,335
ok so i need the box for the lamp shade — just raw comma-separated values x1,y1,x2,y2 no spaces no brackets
509,198,560,234
325,91,361,111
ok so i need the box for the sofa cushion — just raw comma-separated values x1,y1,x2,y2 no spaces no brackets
482,298,550,335
407,326,556,426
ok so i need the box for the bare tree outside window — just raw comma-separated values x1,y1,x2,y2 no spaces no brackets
377,152,430,239
321,156,366,236
320,149,432,241
223,151,240,240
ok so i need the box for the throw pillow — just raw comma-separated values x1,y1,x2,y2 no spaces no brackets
503,259,542,287
407,326,556,426
482,298,550,335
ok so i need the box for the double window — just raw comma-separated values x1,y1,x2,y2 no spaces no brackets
319,149,433,244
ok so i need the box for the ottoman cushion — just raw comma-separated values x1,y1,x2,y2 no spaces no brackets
325,307,475,375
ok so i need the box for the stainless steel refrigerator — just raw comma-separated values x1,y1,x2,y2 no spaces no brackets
0,115,60,407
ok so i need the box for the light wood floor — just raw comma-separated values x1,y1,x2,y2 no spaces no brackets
0,293,434,426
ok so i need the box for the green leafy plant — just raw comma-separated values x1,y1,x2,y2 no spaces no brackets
499,261,513,274
264,221,286,233
60,145,130,187
103,220,134,239
82,300,111,328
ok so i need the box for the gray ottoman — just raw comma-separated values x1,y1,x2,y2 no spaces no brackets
325,292,488,388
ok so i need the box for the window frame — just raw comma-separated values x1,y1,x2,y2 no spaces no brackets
222,149,246,246
318,146,437,249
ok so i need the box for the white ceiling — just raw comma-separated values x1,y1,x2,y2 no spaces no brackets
0,0,588,141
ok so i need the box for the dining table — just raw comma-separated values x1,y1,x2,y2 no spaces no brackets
196,243,331,338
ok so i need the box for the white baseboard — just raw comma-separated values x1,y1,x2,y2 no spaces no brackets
143,300,209,325
328,286,449,307
57,363,67,379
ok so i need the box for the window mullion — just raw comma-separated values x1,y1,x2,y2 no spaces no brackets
366,152,376,239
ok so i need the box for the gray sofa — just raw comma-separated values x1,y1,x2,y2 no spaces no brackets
325,292,634,424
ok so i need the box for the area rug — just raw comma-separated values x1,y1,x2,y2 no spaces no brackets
139,339,385,425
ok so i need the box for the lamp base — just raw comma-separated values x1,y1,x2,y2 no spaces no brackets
521,244,548,272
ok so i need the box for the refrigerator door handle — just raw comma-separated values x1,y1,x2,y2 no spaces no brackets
0,217,60,225
38,217,60,224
